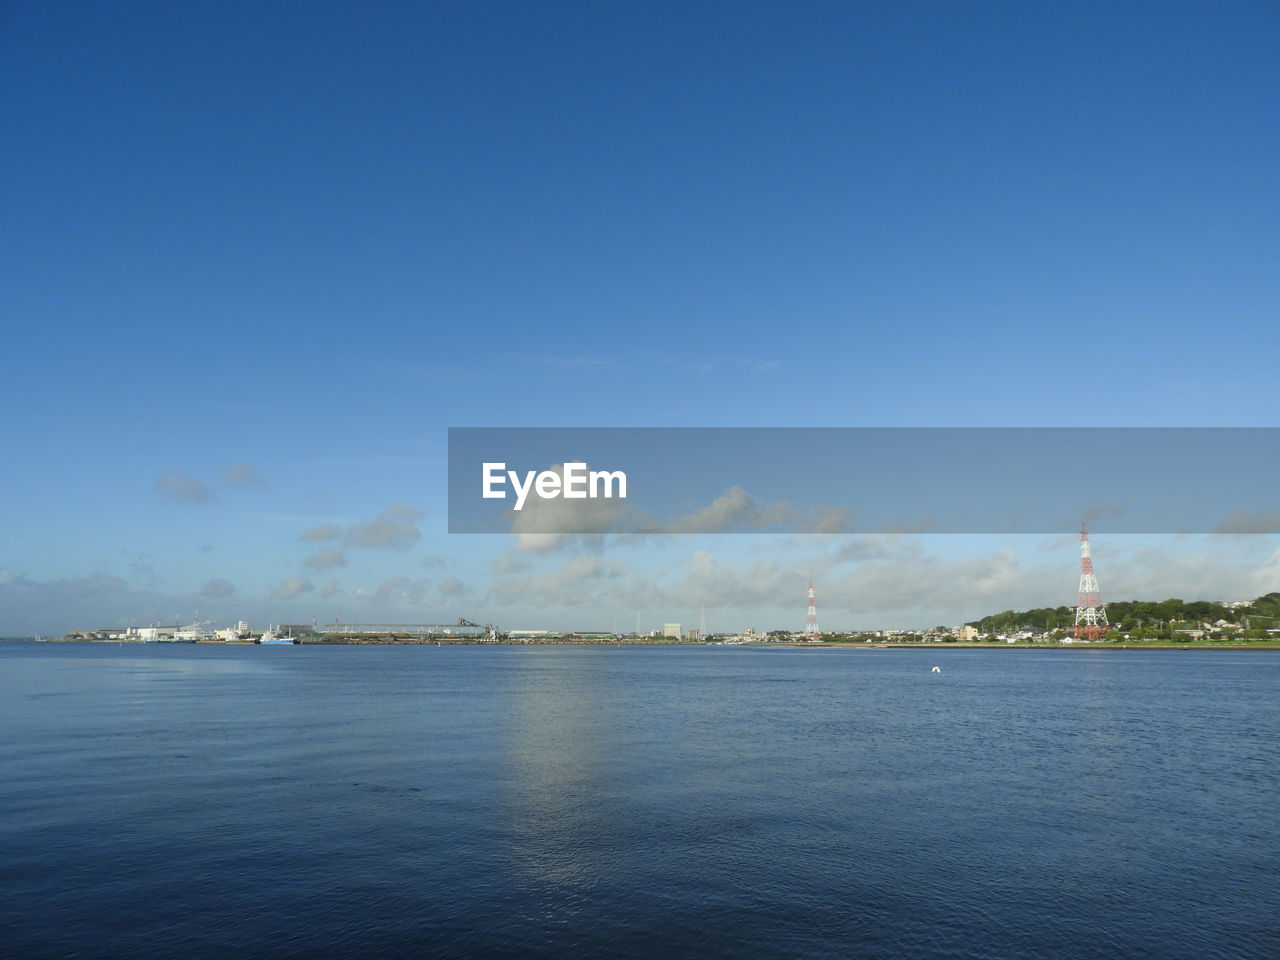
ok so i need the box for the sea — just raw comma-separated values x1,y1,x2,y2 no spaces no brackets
1,641,1276,959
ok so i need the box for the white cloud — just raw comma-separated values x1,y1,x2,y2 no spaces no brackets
200,578,235,599
304,548,346,569
221,463,265,488
345,505,424,550
479,536,1096,628
508,464,641,552
664,486,780,533
438,577,473,599
492,553,530,575
156,473,210,505
664,486,849,534
1215,509,1280,535
503,470,847,554
1082,504,1124,525
487,555,632,607
301,525,341,542
273,577,314,601
1255,549,1280,595
0,569,137,633
372,575,431,605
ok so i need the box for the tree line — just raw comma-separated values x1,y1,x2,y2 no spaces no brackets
967,591,1280,639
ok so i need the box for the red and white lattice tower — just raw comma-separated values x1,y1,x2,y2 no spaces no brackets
1073,523,1108,640
805,580,820,639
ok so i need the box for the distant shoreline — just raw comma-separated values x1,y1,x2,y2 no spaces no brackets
15,638,1280,651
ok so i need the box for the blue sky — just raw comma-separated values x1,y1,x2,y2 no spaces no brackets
2,1,1278,634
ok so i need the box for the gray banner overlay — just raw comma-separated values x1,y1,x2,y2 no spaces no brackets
448,428,1280,535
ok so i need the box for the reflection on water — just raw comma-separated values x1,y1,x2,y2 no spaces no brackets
1080,651,1121,784
503,648,618,896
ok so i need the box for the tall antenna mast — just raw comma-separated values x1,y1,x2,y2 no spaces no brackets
805,580,820,640
1074,524,1108,640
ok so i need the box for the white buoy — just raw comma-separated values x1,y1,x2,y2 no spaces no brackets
931,666,941,673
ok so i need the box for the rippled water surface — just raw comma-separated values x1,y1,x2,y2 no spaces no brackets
2,642,1277,959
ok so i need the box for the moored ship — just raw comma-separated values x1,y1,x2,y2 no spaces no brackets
256,629,299,645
